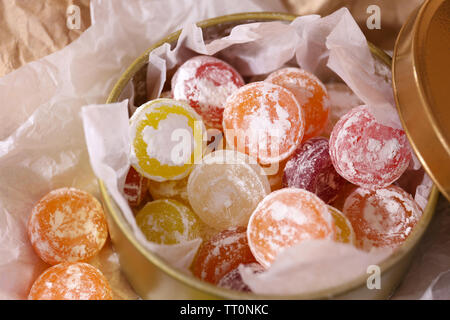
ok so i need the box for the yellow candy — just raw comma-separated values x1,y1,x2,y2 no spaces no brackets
328,205,356,245
147,177,189,205
130,98,206,182
135,199,201,244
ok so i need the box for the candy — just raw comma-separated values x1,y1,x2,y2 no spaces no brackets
266,68,329,140
218,263,263,292
172,56,244,129
124,166,149,207
135,199,201,245
282,137,345,203
323,82,363,137
247,188,334,268
187,150,270,229
223,81,304,164
192,227,256,284
329,105,411,189
328,206,355,245
343,185,422,250
28,262,112,300
28,188,108,265
147,176,189,205
130,98,206,182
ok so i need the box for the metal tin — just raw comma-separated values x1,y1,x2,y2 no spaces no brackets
102,12,440,299
393,0,450,201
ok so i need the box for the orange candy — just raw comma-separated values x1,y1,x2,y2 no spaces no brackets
266,68,330,141
222,82,304,164
28,188,108,265
28,262,113,300
192,227,256,284
247,188,334,268
343,185,423,250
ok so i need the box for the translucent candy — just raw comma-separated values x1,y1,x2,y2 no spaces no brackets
187,150,270,229
247,188,335,268
282,137,345,203
172,55,244,129
135,199,201,245
28,262,113,300
217,263,264,292
130,98,206,182
343,185,423,250
329,105,411,189
124,166,149,207
266,68,330,140
192,227,256,284
328,206,356,245
147,176,189,205
223,81,305,164
28,188,108,265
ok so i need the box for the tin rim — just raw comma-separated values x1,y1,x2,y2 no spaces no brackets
102,12,439,299
393,0,450,201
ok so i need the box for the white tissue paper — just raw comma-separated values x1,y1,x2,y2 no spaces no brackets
0,0,445,300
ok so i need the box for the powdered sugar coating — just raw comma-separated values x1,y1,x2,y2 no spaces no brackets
329,105,411,189
343,185,423,250
172,55,244,129
28,188,108,265
283,137,345,203
187,150,270,230
28,262,112,300
192,227,256,284
218,263,264,292
223,81,304,164
123,166,148,207
247,188,334,268
266,67,330,140
135,199,201,245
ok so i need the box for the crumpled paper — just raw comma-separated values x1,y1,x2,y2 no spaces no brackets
82,7,420,296
0,0,287,300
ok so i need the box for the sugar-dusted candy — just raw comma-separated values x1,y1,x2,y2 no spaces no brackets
247,188,334,268
328,206,355,245
218,263,263,292
28,262,112,300
343,185,422,250
135,199,201,245
323,82,363,137
130,98,206,182
329,105,411,189
124,166,148,207
187,150,270,229
266,68,329,140
282,137,345,203
147,176,189,205
28,188,108,265
192,227,256,284
223,82,304,164
172,55,244,129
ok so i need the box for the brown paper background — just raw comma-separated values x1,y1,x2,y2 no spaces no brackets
0,0,90,77
0,0,424,77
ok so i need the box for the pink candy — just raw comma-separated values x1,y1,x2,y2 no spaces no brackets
283,137,345,203
171,55,244,129
329,105,411,189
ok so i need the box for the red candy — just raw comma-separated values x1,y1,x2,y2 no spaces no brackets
192,227,256,284
283,137,345,203
343,185,422,250
217,263,263,292
171,55,244,129
329,105,411,189
123,166,148,207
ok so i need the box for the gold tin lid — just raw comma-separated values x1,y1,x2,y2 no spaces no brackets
393,0,450,201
